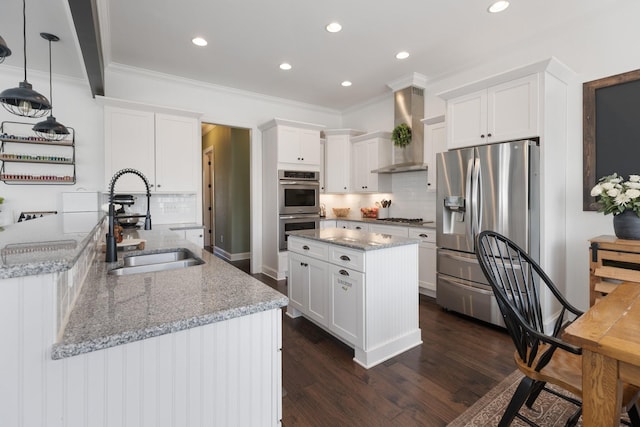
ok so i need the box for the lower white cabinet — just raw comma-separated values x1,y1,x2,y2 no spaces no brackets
287,234,421,368
408,228,436,296
328,264,364,347
288,251,329,326
171,228,204,247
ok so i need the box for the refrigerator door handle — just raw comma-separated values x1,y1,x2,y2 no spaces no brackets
465,157,474,244
471,157,481,242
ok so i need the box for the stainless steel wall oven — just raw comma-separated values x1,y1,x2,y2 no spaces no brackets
278,170,320,215
278,170,320,251
279,214,320,251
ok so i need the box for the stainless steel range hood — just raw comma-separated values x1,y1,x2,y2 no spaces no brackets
372,85,427,174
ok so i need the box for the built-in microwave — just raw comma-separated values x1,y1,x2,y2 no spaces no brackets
278,170,320,215
279,214,320,251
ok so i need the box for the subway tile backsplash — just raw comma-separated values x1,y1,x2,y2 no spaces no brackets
320,170,435,221
101,193,197,224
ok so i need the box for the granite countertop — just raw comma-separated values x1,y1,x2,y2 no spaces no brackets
52,227,287,359
0,211,105,279
321,217,436,229
288,227,419,251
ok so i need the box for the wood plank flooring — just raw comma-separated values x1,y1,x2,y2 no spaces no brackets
226,259,515,426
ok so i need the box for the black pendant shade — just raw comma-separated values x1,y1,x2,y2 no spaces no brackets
33,115,69,140
0,0,51,118
32,32,68,140
0,35,11,64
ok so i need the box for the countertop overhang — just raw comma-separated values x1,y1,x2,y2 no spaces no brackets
288,227,420,250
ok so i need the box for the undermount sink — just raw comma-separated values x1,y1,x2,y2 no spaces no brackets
108,249,205,276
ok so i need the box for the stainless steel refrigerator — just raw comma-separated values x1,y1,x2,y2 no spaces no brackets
435,139,540,326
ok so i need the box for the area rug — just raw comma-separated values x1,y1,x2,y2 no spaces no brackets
448,370,627,427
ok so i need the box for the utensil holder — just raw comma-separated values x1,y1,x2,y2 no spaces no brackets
378,207,389,219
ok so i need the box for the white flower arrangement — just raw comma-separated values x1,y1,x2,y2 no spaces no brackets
591,173,640,216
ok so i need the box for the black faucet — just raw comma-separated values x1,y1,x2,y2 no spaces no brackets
105,168,152,262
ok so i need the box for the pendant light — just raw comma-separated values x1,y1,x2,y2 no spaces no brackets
0,0,51,118
0,35,11,64
33,33,69,140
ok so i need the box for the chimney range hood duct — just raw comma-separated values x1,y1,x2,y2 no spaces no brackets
372,85,427,174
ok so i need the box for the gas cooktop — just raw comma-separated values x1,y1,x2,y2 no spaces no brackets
377,218,424,223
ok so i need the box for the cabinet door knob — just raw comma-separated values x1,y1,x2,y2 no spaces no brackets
339,269,350,276
487,133,492,137
302,245,310,250
340,255,351,261
480,134,485,138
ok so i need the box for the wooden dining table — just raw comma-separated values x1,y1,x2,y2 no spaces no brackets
564,281,640,426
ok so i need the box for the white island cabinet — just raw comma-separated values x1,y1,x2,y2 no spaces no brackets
0,213,287,427
287,228,422,368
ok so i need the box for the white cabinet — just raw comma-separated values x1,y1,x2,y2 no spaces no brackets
350,132,392,193
320,219,336,229
287,234,421,368
324,129,365,193
422,116,446,191
446,74,538,149
104,106,199,193
408,228,436,296
277,125,321,167
328,264,364,347
154,114,200,192
185,228,204,247
288,251,329,325
368,223,409,237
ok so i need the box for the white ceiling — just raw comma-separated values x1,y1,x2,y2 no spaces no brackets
0,0,622,110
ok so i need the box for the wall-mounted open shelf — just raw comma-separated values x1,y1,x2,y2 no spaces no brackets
0,121,76,185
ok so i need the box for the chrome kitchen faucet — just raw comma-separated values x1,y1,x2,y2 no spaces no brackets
105,168,152,262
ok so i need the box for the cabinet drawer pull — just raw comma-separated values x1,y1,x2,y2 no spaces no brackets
355,226,362,230
340,255,351,261
302,245,310,250
419,233,429,238
339,269,349,276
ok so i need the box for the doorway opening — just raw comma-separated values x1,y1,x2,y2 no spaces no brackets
201,123,251,269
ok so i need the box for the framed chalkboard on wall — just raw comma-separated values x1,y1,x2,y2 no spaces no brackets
583,69,640,210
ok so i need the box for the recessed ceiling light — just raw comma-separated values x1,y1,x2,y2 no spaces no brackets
487,1,510,13
280,62,292,70
341,81,352,87
395,51,410,60
326,22,342,33
192,37,208,47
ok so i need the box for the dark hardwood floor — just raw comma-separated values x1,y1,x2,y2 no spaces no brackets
223,257,515,426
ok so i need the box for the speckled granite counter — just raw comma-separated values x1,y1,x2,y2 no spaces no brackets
0,211,105,279
51,228,288,359
288,227,419,250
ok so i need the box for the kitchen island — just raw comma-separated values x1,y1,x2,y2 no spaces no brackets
287,228,422,368
0,212,288,427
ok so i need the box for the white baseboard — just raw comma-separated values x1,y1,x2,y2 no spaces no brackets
213,247,251,261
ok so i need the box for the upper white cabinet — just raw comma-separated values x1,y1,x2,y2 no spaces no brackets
259,119,324,171
277,126,322,166
350,131,392,193
445,74,539,149
324,129,365,193
104,104,200,193
421,116,446,191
